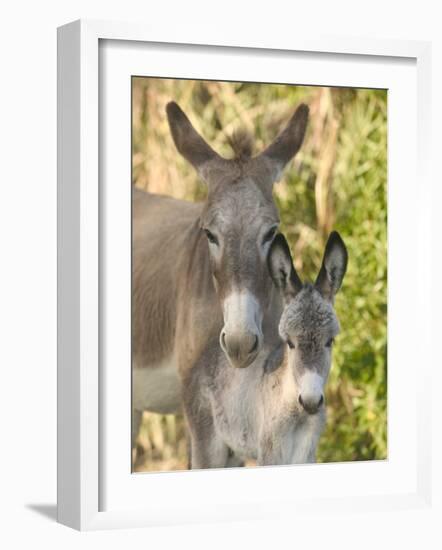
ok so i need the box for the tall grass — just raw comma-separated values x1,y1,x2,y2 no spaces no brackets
132,77,387,471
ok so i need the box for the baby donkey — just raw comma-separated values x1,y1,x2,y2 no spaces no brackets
185,232,348,468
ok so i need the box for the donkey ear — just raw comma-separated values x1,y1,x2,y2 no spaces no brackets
259,104,309,182
166,102,221,175
315,231,348,302
268,234,303,301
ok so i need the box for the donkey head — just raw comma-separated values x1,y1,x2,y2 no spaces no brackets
268,232,348,414
167,101,309,368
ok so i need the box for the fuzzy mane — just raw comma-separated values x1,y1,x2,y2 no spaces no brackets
227,129,254,161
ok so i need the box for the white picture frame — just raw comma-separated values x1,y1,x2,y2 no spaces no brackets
57,19,432,531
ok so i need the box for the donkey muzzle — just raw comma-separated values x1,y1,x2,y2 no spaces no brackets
298,371,325,414
220,330,261,368
221,291,263,368
298,393,324,415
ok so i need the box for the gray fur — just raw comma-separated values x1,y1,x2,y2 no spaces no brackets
132,102,309,449
185,232,347,468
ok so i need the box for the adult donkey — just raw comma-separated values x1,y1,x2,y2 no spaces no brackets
132,101,309,447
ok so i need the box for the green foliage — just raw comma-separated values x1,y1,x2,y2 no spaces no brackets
287,89,388,462
133,78,387,469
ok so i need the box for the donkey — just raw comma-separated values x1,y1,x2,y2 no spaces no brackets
183,232,348,468
132,102,309,447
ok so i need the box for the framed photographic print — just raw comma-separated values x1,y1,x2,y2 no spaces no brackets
57,19,432,530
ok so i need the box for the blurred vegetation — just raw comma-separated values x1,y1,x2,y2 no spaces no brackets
132,77,387,471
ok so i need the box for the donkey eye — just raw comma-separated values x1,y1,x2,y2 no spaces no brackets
204,229,219,245
325,338,334,348
287,339,295,349
262,226,277,245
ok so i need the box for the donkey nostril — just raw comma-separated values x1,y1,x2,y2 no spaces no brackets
249,335,259,355
221,332,227,349
318,395,324,407
298,394,304,408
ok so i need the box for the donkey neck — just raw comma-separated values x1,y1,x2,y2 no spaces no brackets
174,215,223,370
181,217,217,300
261,344,299,407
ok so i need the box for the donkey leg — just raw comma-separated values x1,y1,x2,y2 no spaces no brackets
183,390,229,468
190,430,230,469
132,408,143,447
185,397,230,469
132,408,143,465
186,430,192,469
257,435,283,466
226,449,245,468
